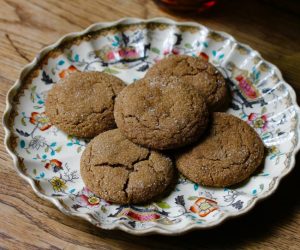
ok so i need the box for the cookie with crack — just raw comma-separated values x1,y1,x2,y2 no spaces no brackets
80,129,174,204
145,55,229,111
114,76,209,150
175,112,265,187
45,71,126,138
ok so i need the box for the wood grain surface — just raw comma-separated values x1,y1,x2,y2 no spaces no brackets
1,0,300,249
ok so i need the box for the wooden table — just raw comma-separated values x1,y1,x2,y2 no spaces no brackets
1,0,299,249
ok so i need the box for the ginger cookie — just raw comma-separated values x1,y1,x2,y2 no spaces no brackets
145,55,229,111
80,129,174,204
114,76,209,150
45,71,126,138
175,112,265,187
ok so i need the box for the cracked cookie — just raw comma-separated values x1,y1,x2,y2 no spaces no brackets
80,129,174,204
45,71,126,138
114,76,209,150
145,55,229,111
175,112,264,187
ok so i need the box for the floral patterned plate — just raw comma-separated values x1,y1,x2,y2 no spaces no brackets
3,18,300,235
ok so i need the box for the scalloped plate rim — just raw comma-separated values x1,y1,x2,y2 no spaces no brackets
3,17,300,236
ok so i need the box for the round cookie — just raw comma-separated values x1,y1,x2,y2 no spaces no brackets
114,76,209,150
175,112,265,187
80,129,174,204
45,71,126,138
145,55,229,111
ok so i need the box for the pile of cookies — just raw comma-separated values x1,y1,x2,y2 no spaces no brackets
45,55,264,205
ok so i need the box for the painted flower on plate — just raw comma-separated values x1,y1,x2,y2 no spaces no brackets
28,135,47,150
80,195,100,207
118,47,140,59
74,187,100,208
190,197,218,217
248,113,268,131
106,51,116,61
50,176,67,192
45,159,63,172
29,112,52,131
58,65,78,78
268,145,279,155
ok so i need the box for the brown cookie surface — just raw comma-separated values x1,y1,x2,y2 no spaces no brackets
175,112,265,187
80,129,174,204
114,76,209,150
145,55,229,111
45,71,126,138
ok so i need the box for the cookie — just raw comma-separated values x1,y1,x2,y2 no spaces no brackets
80,129,174,204
45,71,126,138
114,76,209,150
175,112,264,187
145,55,229,111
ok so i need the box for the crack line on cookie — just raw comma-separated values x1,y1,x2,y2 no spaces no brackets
123,176,130,200
132,151,151,167
94,163,133,172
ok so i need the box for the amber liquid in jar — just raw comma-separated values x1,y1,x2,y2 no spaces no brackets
155,0,217,13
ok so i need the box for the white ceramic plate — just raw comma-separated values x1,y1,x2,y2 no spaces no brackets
3,18,300,235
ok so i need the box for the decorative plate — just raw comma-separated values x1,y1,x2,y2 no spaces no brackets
3,18,300,235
